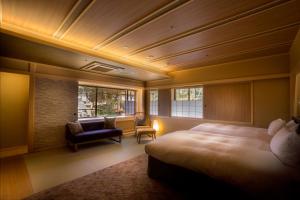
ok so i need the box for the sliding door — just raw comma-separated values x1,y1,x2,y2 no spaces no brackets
204,82,251,122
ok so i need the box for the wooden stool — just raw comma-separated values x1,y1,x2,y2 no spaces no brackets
136,127,156,144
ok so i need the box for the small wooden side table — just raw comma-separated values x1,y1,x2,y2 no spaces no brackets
136,127,156,144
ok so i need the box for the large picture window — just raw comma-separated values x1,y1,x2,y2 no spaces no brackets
172,87,203,118
149,90,158,115
78,85,136,118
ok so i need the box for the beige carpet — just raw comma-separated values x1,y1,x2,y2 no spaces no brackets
25,154,186,200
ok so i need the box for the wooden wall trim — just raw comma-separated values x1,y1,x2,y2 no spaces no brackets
151,23,299,62
0,0,2,26
0,145,28,158
0,67,145,90
0,57,145,88
27,64,36,153
93,0,192,50
146,73,290,90
251,81,254,124
128,0,289,56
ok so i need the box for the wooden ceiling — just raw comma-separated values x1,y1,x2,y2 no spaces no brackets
1,0,300,77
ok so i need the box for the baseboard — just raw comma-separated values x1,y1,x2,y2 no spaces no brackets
0,145,28,158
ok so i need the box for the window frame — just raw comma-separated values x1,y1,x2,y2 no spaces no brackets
149,90,158,116
172,86,204,119
78,85,136,119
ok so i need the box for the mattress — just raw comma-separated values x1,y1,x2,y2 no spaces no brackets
190,122,269,139
145,128,300,195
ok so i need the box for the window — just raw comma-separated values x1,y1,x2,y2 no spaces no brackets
125,90,136,115
149,90,158,115
172,87,203,118
78,85,136,118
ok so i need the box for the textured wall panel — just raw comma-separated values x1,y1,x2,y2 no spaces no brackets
34,77,77,151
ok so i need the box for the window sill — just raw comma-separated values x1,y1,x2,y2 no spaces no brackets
78,115,134,122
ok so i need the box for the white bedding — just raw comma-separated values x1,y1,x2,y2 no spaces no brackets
190,123,269,139
145,126,300,195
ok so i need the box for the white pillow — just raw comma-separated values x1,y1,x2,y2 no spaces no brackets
270,127,300,168
268,118,285,136
286,120,299,132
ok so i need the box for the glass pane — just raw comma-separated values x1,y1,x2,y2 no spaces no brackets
78,86,96,118
97,88,126,117
78,109,95,118
176,88,188,101
150,90,158,115
172,87,203,118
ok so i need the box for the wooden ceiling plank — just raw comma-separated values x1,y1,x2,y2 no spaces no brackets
2,0,78,36
158,25,297,70
57,0,96,39
62,0,171,48
128,0,290,56
169,42,292,70
172,46,290,71
93,0,192,50
53,0,82,38
151,23,300,62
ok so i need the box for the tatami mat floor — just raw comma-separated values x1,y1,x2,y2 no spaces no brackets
1,136,149,200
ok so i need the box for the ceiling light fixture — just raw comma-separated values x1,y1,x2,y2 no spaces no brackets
146,55,154,59
81,61,124,73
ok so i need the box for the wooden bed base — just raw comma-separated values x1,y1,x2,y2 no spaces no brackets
147,155,251,199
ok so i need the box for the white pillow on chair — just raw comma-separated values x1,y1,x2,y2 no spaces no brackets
268,118,285,136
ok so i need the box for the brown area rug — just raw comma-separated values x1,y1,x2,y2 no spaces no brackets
25,154,188,200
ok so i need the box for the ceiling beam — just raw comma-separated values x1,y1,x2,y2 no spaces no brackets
53,0,96,39
0,23,169,77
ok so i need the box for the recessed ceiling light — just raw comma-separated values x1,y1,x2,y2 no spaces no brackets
146,55,154,59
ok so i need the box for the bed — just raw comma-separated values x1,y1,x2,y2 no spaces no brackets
145,123,300,199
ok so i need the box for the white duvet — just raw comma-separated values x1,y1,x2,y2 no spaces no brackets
145,124,300,195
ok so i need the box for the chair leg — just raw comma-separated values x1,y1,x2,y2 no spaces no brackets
119,135,122,143
138,134,141,144
73,144,78,152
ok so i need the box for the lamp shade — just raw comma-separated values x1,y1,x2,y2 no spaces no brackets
153,119,159,131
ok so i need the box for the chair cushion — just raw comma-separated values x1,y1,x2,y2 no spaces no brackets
137,127,156,135
68,129,122,143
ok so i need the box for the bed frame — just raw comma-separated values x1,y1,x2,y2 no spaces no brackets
147,155,252,199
